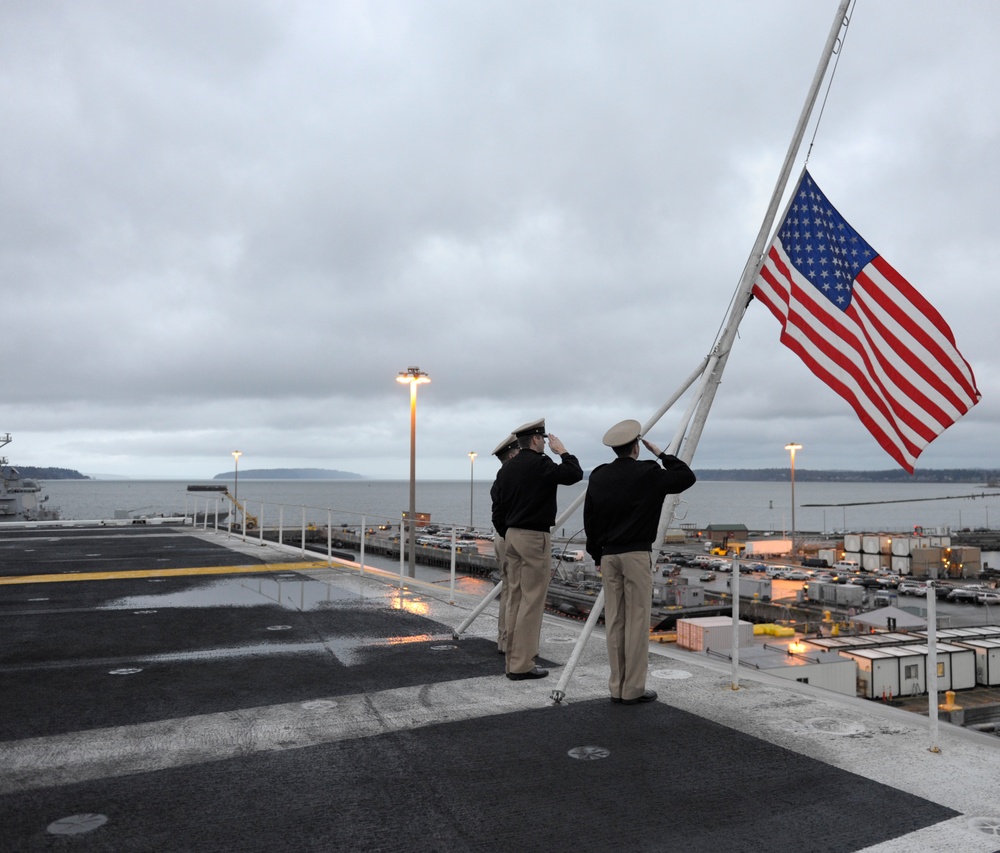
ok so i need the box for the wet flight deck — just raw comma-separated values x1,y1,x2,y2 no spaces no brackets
0,525,997,852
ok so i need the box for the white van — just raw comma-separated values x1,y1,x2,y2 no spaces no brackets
833,560,860,573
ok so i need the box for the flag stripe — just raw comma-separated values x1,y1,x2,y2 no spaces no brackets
850,286,957,427
757,248,921,447
751,170,980,475
865,257,980,401
753,248,925,468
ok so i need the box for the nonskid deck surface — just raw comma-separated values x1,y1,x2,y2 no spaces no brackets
0,526,996,852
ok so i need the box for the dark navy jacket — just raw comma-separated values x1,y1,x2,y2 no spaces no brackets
584,454,696,563
493,448,583,536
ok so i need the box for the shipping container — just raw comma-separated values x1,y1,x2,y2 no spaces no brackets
676,616,753,652
835,585,865,607
949,546,982,578
805,581,862,607
653,583,704,608
726,577,772,600
862,553,886,573
891,538,913,557
844,534,862,553
861,535,893,555
743,538,792,556
910,547,943,575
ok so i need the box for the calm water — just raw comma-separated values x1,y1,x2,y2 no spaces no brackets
33,478,1000,536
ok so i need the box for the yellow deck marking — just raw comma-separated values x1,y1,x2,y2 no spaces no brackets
0,560,344,586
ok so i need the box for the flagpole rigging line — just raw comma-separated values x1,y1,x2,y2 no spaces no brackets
676,0,852,475
548,0,855,702
805,0,857,166
457,3,855,688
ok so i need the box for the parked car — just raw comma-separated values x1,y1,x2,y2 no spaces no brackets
977,591,1000,606
932,583,954,599
784,570,810,580
946,588,979,604
898,581,927,596
699,571,717,582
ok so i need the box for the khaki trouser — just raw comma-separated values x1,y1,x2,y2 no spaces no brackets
502,528,551,674
495,533,508,652
601,551,653,701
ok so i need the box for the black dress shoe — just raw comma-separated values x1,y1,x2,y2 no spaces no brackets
506,666,549,680
621,689,657,705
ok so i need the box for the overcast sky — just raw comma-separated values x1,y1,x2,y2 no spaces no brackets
2,1,997,480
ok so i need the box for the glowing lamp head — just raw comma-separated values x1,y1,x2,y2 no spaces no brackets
397,366,430,385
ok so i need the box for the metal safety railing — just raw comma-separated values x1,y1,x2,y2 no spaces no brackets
184,493,494,605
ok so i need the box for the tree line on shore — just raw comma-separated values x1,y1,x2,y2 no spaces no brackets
693,468,1000,484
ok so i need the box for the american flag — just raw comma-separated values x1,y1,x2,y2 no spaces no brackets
752,170,980,473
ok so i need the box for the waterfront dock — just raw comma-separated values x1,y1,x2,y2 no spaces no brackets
1,524,998,852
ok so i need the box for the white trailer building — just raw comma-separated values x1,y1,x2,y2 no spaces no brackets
838,646,926,700
952,638,1000,687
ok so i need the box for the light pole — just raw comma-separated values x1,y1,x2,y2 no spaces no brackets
231,450,242,507
468,451,477,530
397,366,430,578
785,443,802,547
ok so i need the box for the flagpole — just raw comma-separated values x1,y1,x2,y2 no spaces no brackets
548,0,854,701
552,354,712,532
677,0,853,469
454,1,854,669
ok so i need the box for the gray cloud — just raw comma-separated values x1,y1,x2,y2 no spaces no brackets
2,1,996,479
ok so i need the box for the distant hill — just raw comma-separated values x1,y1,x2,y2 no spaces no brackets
212,467,363,481
1,467,90,480
693,468,1000,483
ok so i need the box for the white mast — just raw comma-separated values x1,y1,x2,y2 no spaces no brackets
547,0,855,703
677,0,853,470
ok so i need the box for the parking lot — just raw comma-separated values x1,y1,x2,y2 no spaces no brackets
656,550,1000,628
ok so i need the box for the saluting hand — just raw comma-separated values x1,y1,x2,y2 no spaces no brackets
641,438,662,457
547,433,567,455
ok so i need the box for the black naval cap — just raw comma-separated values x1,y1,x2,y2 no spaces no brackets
512,418,546,438
492,434,518,457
